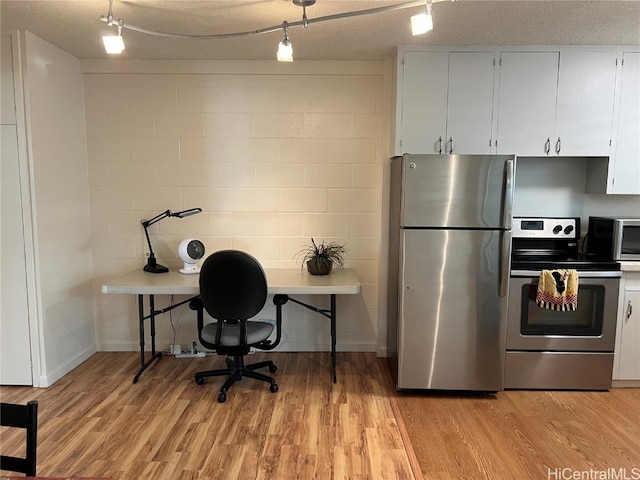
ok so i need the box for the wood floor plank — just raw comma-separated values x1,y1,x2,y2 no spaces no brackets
3,351,638,479
2,352,415,479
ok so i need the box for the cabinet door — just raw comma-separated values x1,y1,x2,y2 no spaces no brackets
399,51,449,154
612,52,640,194
496,52,559,155
446,52,497,154
617,289,640,380
555,51,617,156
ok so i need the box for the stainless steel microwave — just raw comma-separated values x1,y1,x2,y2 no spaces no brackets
587,217,640,261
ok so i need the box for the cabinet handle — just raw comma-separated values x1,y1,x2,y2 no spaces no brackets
545,137,551,155
438,136,443,154
449,137,453,154
627,300,633,319
555,137,561,154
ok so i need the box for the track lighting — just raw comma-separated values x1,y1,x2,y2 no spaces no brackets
101,0,125,54
411,0,434,36
277,21,294,62
103,19,125,54
99,0,438,59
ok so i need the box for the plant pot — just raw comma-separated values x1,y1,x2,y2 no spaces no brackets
306,258,333,275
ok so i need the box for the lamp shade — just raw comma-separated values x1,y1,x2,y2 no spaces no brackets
103,35,125,54
411,12,433,35
277,40,293,62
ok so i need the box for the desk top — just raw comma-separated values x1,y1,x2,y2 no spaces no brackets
102,268,361,296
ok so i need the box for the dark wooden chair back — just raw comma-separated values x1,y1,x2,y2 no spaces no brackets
0,400,38,476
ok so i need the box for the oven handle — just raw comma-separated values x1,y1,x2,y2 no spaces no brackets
500,230,511,297
510,270,622,278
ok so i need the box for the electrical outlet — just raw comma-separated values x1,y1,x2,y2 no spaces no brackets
170,344,182,355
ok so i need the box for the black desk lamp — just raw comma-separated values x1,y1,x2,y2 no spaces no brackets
141,207,202,273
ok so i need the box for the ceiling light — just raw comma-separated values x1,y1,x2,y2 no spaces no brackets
99,0,434,58
277,21,293,62
103,34,125,54
102,0,125,54
411,0,434,35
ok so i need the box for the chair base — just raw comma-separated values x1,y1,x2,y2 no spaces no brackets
194,355,278,402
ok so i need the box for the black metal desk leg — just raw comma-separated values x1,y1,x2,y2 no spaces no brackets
330,293,337,383
133,294,162,384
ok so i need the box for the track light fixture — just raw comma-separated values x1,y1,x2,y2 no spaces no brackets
277,21,294,62
100,0,439,58
411,0,434,35
102,0,125,54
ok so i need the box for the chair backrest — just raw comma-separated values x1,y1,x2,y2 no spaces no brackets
0,400,38,476
199,250,268,321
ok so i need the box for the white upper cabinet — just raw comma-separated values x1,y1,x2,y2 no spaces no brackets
394,46,637,193
555,51,618,157
446,52,497,155
496,51,617,157
397,50,496,155
496,52,559,156
399,51,449,154
611,52,640,194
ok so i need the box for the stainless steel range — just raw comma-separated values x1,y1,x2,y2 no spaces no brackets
504,217,621,390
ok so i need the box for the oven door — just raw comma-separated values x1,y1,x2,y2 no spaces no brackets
506,272,620,352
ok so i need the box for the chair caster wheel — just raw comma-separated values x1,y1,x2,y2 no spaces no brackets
270,382,279,393
217,391,227,403
269,364,277,373
225,357,233,368
195,376,205,385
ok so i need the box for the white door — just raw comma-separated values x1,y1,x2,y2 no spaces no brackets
446,52,497,154
496,52,559,156
1,36,32,386
399,51,449,154
555,51,618,156
612,52,640,194
1,125,33,385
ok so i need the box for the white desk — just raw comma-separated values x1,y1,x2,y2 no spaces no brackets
102,268,361,383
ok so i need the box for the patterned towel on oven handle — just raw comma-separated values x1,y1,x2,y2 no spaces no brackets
535,269,579,311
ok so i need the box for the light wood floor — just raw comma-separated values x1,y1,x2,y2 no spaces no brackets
2,352,639,480
0,352,414,480
391,387,640,480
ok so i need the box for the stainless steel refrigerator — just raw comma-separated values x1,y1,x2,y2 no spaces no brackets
387,154,515,391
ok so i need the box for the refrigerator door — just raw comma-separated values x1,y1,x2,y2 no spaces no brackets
400,154,514,229
397,228,507,390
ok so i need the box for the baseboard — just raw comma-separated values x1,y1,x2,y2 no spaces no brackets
611,379,640,388
97,340,377,353
38,344,97,387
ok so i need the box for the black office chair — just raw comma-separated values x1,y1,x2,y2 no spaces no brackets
0,400,38,476
191,250,281,403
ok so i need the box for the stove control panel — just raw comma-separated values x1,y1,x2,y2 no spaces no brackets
512,217,579,239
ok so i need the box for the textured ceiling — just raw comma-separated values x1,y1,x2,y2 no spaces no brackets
1,0,639,61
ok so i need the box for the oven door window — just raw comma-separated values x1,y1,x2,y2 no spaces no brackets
520,284,604,336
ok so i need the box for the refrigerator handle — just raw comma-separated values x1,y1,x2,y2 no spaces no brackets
500,229,511,297
503,158,514,229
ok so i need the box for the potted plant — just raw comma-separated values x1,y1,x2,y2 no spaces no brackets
296,238,347,275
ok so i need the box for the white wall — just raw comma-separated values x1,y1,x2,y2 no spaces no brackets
20,31,96,385
86,60,388,354
514,156,640,237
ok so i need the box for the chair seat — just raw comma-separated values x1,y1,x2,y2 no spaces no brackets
202,321,274,346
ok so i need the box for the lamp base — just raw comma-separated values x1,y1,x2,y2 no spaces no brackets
144,263,169,274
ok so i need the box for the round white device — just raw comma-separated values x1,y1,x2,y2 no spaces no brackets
178,238,205,274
